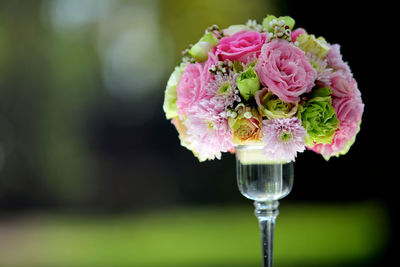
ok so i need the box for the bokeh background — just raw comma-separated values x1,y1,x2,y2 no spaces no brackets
0,0,395,266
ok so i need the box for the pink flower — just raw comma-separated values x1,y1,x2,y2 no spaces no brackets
309,122,356,159
184,99,234,161
216,31,267,63
256,39,317,103
309,94,364,159
330,73,360,99
327,44,352,80
206,72,240,109
315,44,363,158
291,28,307,42
262,117,306,162
333,95,364,131
176,52,218,116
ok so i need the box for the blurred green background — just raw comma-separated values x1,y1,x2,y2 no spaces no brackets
0,0,394,266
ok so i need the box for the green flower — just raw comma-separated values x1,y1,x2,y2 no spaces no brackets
296,33,330,58
163,63,186,119
236,66,260,101
262,15,295,32
299,87,339,145
256,88,298,119
189,32,219,62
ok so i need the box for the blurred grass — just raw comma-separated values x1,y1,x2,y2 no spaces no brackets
0,202,388,267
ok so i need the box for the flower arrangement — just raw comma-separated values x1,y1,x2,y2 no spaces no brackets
163,15,364,162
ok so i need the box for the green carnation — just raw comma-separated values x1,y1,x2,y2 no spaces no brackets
256,89,298,119
163,63,186,119
296,33,330,58
299,87,339,145
236,66,260,101
189,32,219,62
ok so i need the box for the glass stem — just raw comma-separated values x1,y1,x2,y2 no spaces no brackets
254,200,279,267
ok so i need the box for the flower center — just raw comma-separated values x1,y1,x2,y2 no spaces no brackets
236,125,253,139
266,98,290,112
280,132,292,142
218,82,231,94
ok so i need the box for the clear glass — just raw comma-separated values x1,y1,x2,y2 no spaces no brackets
235,145,294,267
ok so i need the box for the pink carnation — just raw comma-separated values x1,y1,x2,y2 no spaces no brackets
176,52,218,116
333,95,364,130
262,117,306,162
216,31,267,63
330,73,360,99
309,122,356,159
291,28,307,42
256,39,317,103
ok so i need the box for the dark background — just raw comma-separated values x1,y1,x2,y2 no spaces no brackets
284,0,396,261
0,0,395,266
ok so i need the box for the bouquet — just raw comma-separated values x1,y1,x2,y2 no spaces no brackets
163,15,364,162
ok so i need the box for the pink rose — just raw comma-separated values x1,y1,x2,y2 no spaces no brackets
256,39,317,103
216,31,267,63
330,73,360,99
291,28,307,42
176,52,218,116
